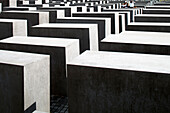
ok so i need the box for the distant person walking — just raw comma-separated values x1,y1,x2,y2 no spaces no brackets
121,1,128,8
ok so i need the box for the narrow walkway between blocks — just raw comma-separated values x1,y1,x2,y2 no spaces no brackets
51,96,68,113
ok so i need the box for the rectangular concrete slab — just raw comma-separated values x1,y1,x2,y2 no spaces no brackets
0,3,1,13
3,6,37,11
72,12,119,34
102,10,131,27
146,6,170,9
101,31,170,55
0,11,49,35
67,50,170,113
31,23,98,53
36,10,64,23
0,19,27,39
119,14,125,33
135,14,170,23
143,9,170,14
126,22,170,32
0,36,79,96
102,9,138,22
55,17,111,50
0,50,50,113
56,17,111,38
0,0,9,7
38,7,72,17
3,10,49,24
38,8,64,21
58,17,111,36
54,6,77,14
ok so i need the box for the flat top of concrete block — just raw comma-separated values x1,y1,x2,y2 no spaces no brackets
146,6,170,7
135,14,170,17
0,18,27,22
0,36,79,47
40,7,71,9
16,6,37,10
73,12,119,14
54,6,74,8
4,10,48,14
0,50,49,66
129,22,170,26
143,9,170,10
102,31,170,45
115,11,130,14
33,23,97,28
68,50,170,74
4,6,28,9
4,6,36,9
97,3,116,6
58,17,111,20
104,9,138,11
103,10,132,12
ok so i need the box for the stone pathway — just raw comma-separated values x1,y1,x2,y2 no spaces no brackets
51,96,68,113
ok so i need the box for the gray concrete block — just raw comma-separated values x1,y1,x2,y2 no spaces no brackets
38,7,72,17
55,17,111,50
0,19,27,40
143,9,170,14
101,31,170,55
30,23,98,53
102,9,139,22
119,14,125,33
0,11,49,35
57,17,111,37
0,0,9,7
146,6,170,9
0,50,50,113
0,36,79,96
0,3,1,13
135,14,170,23
102,11,130,28
72,12,119,34
126,22,170,32
67,50,170,113
3,6,37,11
36,9,62,23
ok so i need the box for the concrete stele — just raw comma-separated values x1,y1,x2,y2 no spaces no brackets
82,6,87,12
0,50,50,112
68,50,170,74
57,17,111,37
67,50,170,113
33,23,99,51
35,0,42,4
120,14,125,32
0,36,80,66
43,4,50,7
0,3,2,13
23,0,29,5
9,0,17,7
4,10,49,24
0,36,80,96
98,6,101,12
57,10,65,18
0,19,27,36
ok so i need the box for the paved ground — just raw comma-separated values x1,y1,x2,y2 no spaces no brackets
51,96,68,113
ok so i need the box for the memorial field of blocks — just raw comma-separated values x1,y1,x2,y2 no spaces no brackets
0,0,170,113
